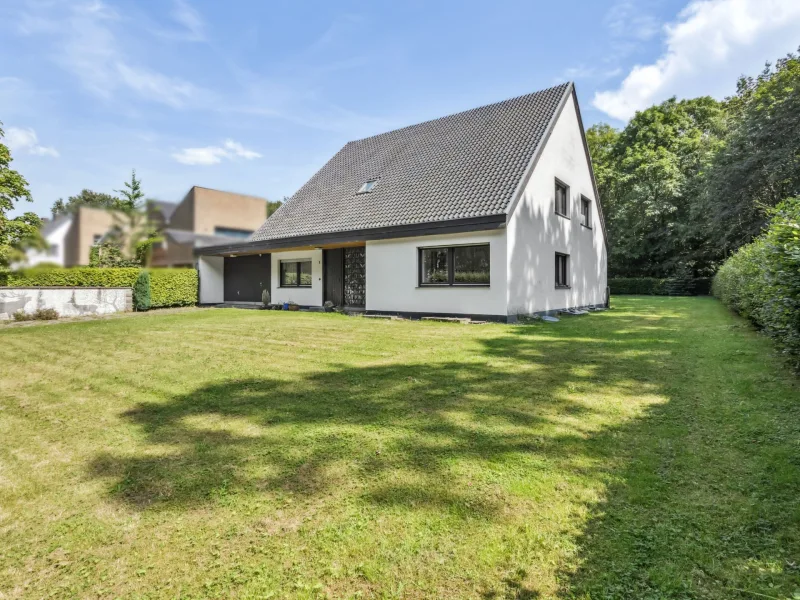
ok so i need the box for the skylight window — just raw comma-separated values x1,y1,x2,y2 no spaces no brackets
357,179,379,194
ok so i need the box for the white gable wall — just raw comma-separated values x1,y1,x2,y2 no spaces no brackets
506,93,607,315
26,217,72,267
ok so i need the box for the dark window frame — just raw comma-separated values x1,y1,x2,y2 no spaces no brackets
418,243,491,287
214,226,254,239
555,252,570,288
555,178,570,218
279,259,312,288
580,196,592,229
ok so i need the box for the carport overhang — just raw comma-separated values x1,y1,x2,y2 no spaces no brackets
193,214,507,257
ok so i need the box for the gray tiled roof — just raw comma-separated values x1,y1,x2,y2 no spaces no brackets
252,83,571,241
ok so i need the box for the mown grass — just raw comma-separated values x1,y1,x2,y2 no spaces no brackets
0,297,798,599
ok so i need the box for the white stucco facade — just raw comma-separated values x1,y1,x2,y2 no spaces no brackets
198,255,224,304
270,249,323,306
25,216,72,267
506,93,607,315
366,230,507,317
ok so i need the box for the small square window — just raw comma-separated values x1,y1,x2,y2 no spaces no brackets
581,196,591,228
357,179,379,194
555,253,569,288
555,179,569,217
280,260,312,287
92,234,103,245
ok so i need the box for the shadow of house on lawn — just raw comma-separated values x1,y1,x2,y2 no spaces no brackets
88,299,800,598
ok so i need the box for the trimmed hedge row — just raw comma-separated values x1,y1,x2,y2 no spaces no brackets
609,277,712,296
0,267,198,309
148,268,198,308
713,197,800,367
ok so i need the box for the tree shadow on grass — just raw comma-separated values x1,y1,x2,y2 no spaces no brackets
87,301,799,597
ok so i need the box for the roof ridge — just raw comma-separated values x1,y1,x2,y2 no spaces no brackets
346,82,572,145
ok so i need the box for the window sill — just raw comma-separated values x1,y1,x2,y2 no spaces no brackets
555,285,571,289
278,285,312,289
581,224,592,229
417,284,490,288
555,212,570,219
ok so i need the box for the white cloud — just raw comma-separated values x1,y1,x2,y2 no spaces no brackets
173,140,262,166
170,0,205,41
594,0,800,121
223,139,262,159
606,1,660,41
17,0,202,108
5,127,59,158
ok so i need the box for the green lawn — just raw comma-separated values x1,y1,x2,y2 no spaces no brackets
1,298,798,599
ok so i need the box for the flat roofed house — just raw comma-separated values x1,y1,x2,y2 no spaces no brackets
196,82,608,321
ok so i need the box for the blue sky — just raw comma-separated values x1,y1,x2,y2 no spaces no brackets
2,0,799,218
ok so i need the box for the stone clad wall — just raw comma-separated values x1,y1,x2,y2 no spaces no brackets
0,287,132,320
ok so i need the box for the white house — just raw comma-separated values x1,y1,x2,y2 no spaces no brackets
196,82,608,322
24,214,73,267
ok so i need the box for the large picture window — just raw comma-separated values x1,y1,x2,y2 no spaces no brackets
280,260,312,287
419,244,490,286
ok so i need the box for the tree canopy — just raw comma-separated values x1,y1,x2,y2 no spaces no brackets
589,49,800,278
0,122,42,267
51,189,127,217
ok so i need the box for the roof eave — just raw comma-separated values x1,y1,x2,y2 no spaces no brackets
195,215,506,257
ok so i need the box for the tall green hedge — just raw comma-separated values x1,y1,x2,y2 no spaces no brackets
713,197,800,367
0,267,198,309
148,268,198,308
609,277,712,296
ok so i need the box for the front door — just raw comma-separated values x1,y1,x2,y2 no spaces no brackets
343,247,366,307
323,249,344,306
224,254,270,302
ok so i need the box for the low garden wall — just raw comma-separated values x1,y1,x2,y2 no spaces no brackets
0,267,198,309
0,287,132,320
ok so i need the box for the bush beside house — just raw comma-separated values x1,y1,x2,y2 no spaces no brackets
713,198,800,366
0,267,198,309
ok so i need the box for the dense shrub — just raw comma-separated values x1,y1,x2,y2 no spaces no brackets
0,267,198,308
133,270,151,311
609,277,712,295
12,308,59,321
713,198,800,366
148,269,198,308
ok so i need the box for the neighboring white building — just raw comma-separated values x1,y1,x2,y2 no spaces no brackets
197,82,608,322
25,214,73,267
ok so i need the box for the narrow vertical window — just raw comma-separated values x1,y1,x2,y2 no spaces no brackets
555,253,569,288
581,196,591,228
555,179,569,217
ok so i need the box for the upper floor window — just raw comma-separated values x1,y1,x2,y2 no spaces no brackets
555,179,569,217
581,196,592,228
555,253,569,288
419,244,490,286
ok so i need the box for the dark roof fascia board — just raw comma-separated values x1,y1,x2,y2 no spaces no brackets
195,214,506,256
571,86,609,246
504,82,573,224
